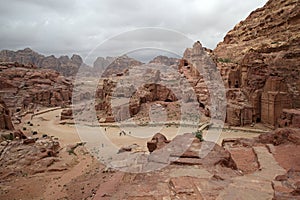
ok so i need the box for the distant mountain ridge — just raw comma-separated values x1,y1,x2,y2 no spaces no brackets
0,48,83,77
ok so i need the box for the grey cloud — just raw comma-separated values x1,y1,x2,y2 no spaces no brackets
0,0,268,60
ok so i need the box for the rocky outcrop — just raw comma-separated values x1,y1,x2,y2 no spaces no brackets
178,41,225,119
93,56,114,73
274,169,300,199
0,62,72,115
258,128,300,146
94,61,187,122
100,55,143,77
0,97,14,130
213,0,300,127
0,138,62,177
149,55,179,66
0,48,84,77
60,109,73,120
278,109,300,128
147,133,169,152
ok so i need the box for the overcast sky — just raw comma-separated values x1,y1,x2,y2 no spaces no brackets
0,0,268,62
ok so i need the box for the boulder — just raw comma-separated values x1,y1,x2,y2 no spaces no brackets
147,133,169,152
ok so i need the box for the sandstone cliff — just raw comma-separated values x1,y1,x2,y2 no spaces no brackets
212,0,300,127
0,62,72,116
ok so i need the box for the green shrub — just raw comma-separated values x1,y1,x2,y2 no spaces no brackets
193,130,204,142
218,58,232,63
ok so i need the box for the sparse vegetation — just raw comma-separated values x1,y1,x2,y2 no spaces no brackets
218,58,232,63
193,130,204,142
2,133,14,141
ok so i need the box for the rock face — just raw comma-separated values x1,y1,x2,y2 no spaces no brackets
0,97,14,130
278,109,300,128
100,55,143,77
93,56,115,73
274,169,300,199
149,55,179,66
0,138,62,177
147,133,169,152
178,41,225,119
258,128,300,146
94,60,192,123
60,109,73,120
212,0,300,128
0,62,72,115
0,48,84,77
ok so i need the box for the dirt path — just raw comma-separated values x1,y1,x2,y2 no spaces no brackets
43,151,94,199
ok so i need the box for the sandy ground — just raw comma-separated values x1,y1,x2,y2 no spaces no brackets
1,108,263,200
22,108,261,150
19,108,261,167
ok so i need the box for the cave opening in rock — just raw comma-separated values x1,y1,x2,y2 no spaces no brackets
183,60,189,66
256,117,261,123
199,102,205,109
234,81,239,88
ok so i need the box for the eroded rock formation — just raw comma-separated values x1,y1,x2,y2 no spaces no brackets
0,48,84,77
100,55,143,77
212,0,300,128
0,137,63,177
0,62,72,116
0,97,14,130
94,58,192,123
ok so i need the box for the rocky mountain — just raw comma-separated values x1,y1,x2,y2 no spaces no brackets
211,0,300,128
93,56,115,73
0,62,72,117
0,48,84,77
99,55,143,77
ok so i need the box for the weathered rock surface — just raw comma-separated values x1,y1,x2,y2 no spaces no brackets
0,138,62,177
147,133,169,152
93,56,114,73
60,108,73,120
0,97,14,130
212,0,300,128
258,128,300,146
100,55,143,77
0,48,84,77
0,62,72,115
149,55,179,66
278,108,300,128
94,62,193,122
273,169,300,199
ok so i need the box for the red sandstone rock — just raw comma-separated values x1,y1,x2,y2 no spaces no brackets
278,109,300,128
0,138,61,177
0,62,72,116
60,109,73,120
212,0,300,128
147,133,169,153
258,128,300,146
0,97,14,130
